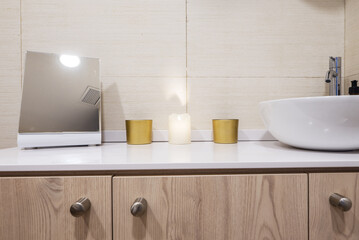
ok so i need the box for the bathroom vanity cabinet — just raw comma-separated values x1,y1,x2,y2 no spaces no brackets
113,174,307,240
0,142,358,239
0,176,112,240
0,173,358,240
309,173,359,240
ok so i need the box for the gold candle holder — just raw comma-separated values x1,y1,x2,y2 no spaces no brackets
212,119,239,144
126,120,152,145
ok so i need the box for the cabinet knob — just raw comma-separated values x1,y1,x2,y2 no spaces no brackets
329,193,352,212
70,197,91,217
130,197,147,217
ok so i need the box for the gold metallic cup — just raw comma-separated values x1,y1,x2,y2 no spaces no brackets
212,119,239,144
126,120,152,145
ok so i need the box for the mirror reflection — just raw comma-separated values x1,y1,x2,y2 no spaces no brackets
19,51,100,133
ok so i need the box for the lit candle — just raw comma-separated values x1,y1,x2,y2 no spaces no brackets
168,113,191,144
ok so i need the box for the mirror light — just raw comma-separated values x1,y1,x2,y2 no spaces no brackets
60,54,80,68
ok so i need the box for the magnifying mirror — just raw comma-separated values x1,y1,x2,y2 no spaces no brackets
18,51,101,148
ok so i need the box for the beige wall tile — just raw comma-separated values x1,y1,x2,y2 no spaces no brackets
188,77,327,129
0,0,351,147
21,0,186,77
102,77,186,130
187,0,344,78
0,1,21,149
20,0,187,135
345,0,359,77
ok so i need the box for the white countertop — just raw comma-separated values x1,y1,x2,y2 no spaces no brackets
0,141,359,172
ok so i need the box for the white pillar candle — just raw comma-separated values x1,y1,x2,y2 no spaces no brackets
168,113,191,144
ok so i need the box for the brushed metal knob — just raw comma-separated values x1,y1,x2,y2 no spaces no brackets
70,197,91,217
130,198,147,217
329,193,352,212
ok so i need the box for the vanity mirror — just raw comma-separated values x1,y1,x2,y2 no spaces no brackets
18,51,101,148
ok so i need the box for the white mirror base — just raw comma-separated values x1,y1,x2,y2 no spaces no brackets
17,132,101,148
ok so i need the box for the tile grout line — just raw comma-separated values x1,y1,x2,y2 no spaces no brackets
185,0,188,113
346,73,359,78
185,76,328,79
111,176,114,240
19,0,23,89
307,173,310,240
99,75,326,79
344,0,346,90
343,2,359,83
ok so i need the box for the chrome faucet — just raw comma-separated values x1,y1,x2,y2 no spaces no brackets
325,57,341,96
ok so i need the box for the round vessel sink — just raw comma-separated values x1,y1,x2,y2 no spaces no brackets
259,96,359,151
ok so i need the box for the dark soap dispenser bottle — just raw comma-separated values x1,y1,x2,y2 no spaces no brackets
349,80,359,95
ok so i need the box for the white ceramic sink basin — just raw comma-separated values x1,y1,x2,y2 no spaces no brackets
259,96,359,151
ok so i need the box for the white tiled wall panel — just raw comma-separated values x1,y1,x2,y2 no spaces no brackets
102,77,186,130
0,0,21,149
21,0,186,77
187,0,344,78
21,0,186,132
188,77,327,129
0,0,350,148
345,0,359,81
187,0,344,130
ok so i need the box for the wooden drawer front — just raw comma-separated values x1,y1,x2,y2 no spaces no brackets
114,174,307,240
0,176,112,240
310,173,359,240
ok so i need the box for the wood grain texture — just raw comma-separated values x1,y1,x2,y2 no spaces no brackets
113,174,308,240
187,0,344,78
188,77,327,129
345,0,359,77
0,0,21,149
309,173,359,240
3,167,359,177
0,176,112,240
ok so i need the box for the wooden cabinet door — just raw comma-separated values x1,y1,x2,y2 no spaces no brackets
310,173,359,240
0,176,112,240
113,174,307,240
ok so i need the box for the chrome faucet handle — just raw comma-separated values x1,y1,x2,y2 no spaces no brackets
329,56,336,68
325,56,341,96
325,70,337,83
